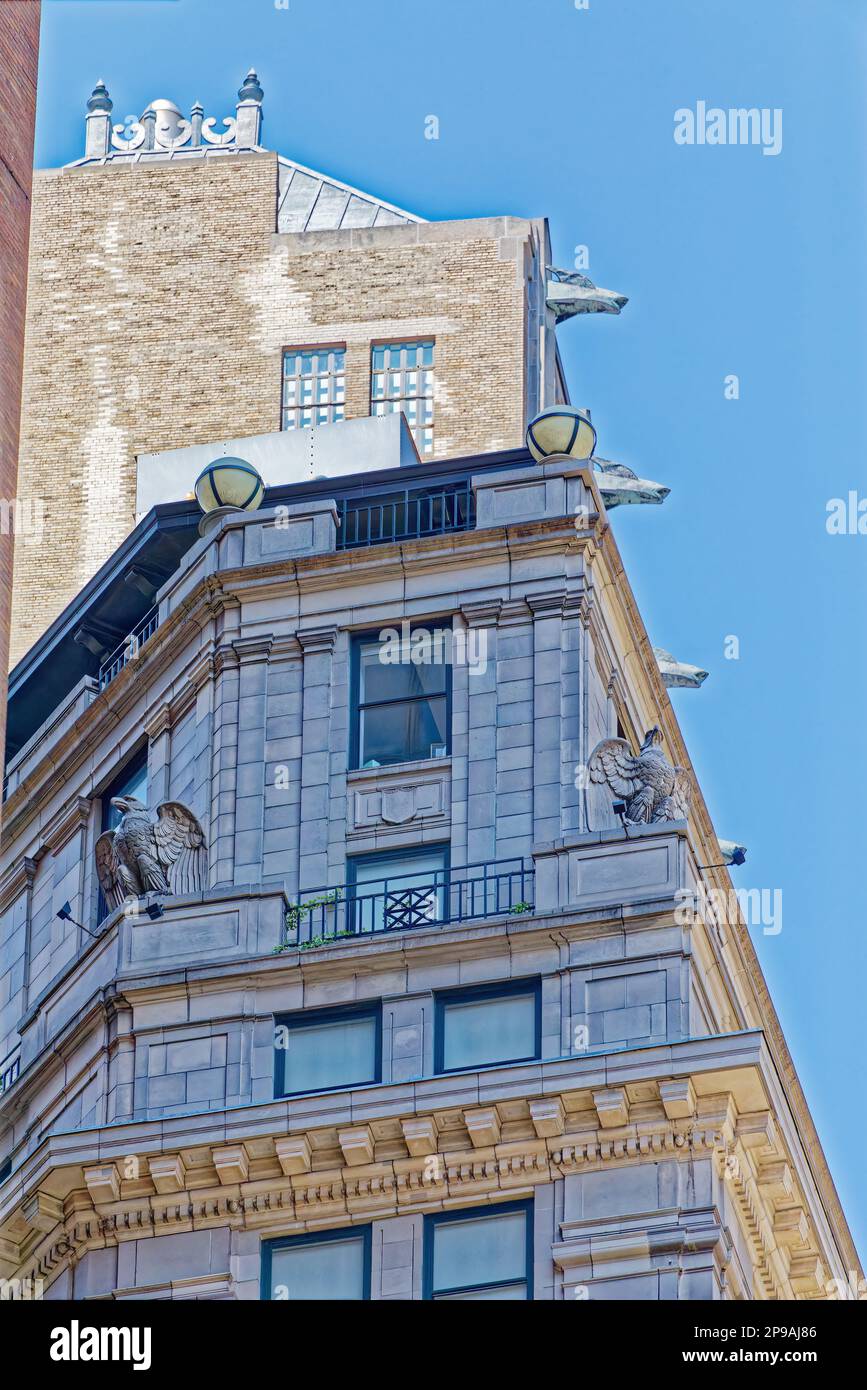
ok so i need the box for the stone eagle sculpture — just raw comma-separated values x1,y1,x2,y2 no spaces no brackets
588,727,692,824
95,796,207,910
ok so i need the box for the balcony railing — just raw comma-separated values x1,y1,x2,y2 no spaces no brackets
0,1045,20,1097
283,859,534,948
337,484,475,549
98,606,159,690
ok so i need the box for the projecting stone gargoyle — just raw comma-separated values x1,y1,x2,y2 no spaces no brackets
95,796,207,910
546,267,629,321
588,727,693,824
593,459,670,508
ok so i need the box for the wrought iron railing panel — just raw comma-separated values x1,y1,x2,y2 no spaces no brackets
337,485,475,549
284,859,534,948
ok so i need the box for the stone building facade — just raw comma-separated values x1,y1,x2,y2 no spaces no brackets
11,73,567,662
0,424,859,1299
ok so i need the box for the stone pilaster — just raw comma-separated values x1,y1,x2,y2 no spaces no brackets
297,627,338,891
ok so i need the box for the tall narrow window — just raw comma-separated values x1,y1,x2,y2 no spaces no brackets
424,1203,532,1300
263,1227,371,1301
370,340,434,454
281,346,345,430
352,629,450,769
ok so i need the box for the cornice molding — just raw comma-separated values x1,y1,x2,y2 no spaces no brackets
1,1077,837,1301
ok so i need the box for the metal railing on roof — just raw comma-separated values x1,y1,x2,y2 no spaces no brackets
336,484,475,549
98,606,159,690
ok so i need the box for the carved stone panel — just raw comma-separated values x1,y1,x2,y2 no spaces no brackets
347,761,451,844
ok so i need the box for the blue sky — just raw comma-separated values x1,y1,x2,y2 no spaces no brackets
36,0,867,1264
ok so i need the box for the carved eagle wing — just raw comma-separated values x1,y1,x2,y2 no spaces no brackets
95,830,125,912
588,738,643,799
153,803,208,896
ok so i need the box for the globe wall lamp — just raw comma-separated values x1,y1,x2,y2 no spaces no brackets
526,405,597,463
194,456,266,537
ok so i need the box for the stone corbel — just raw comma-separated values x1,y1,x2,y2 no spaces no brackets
464,1107,501,1148
83,1164,120,1205
401,1117,437,1156
274,1136,311,1175
22,1191,64,1233
774,1206,810,1250
529,1097,565,1139
148,1154,186,1194
592,1087,628,1129
212,1146,249,1185
338,1126,374,1167
659,1079,696,1120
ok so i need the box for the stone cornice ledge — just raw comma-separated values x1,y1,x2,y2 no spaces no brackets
0,1030,851,1298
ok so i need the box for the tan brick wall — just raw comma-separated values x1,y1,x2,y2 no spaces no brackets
12,154,535,663
0,1,39,774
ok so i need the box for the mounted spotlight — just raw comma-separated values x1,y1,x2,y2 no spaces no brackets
56,902,100,939
526,405,597,463
144,902,164,921
194,456,265,537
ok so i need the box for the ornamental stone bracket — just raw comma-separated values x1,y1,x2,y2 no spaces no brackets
1,1060,847,1299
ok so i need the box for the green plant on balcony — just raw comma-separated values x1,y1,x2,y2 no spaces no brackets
509,901,532,915
274,890,343,953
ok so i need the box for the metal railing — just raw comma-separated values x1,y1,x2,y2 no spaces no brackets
98,606,159,690
284,859,534,948
337,484,475,549
0,1046,20,1097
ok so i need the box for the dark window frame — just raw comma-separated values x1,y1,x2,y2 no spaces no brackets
422,1199,534,1301
433,977,542,1076
95,744,149,923
261,1223,373,1302
273,1000,382,1099
347,842,451,934
349,625,452,771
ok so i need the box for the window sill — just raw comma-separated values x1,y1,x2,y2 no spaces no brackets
347,754,451,783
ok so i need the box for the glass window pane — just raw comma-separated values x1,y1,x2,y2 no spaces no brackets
359,640,447,701
422,342,434,366
442,993,536,1071
372,347,385,370
360,697,447,767
352,849,446,932
106,762,148,831
270,1236,365,1300
432,1212,526,1294
282,1014,377,1093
